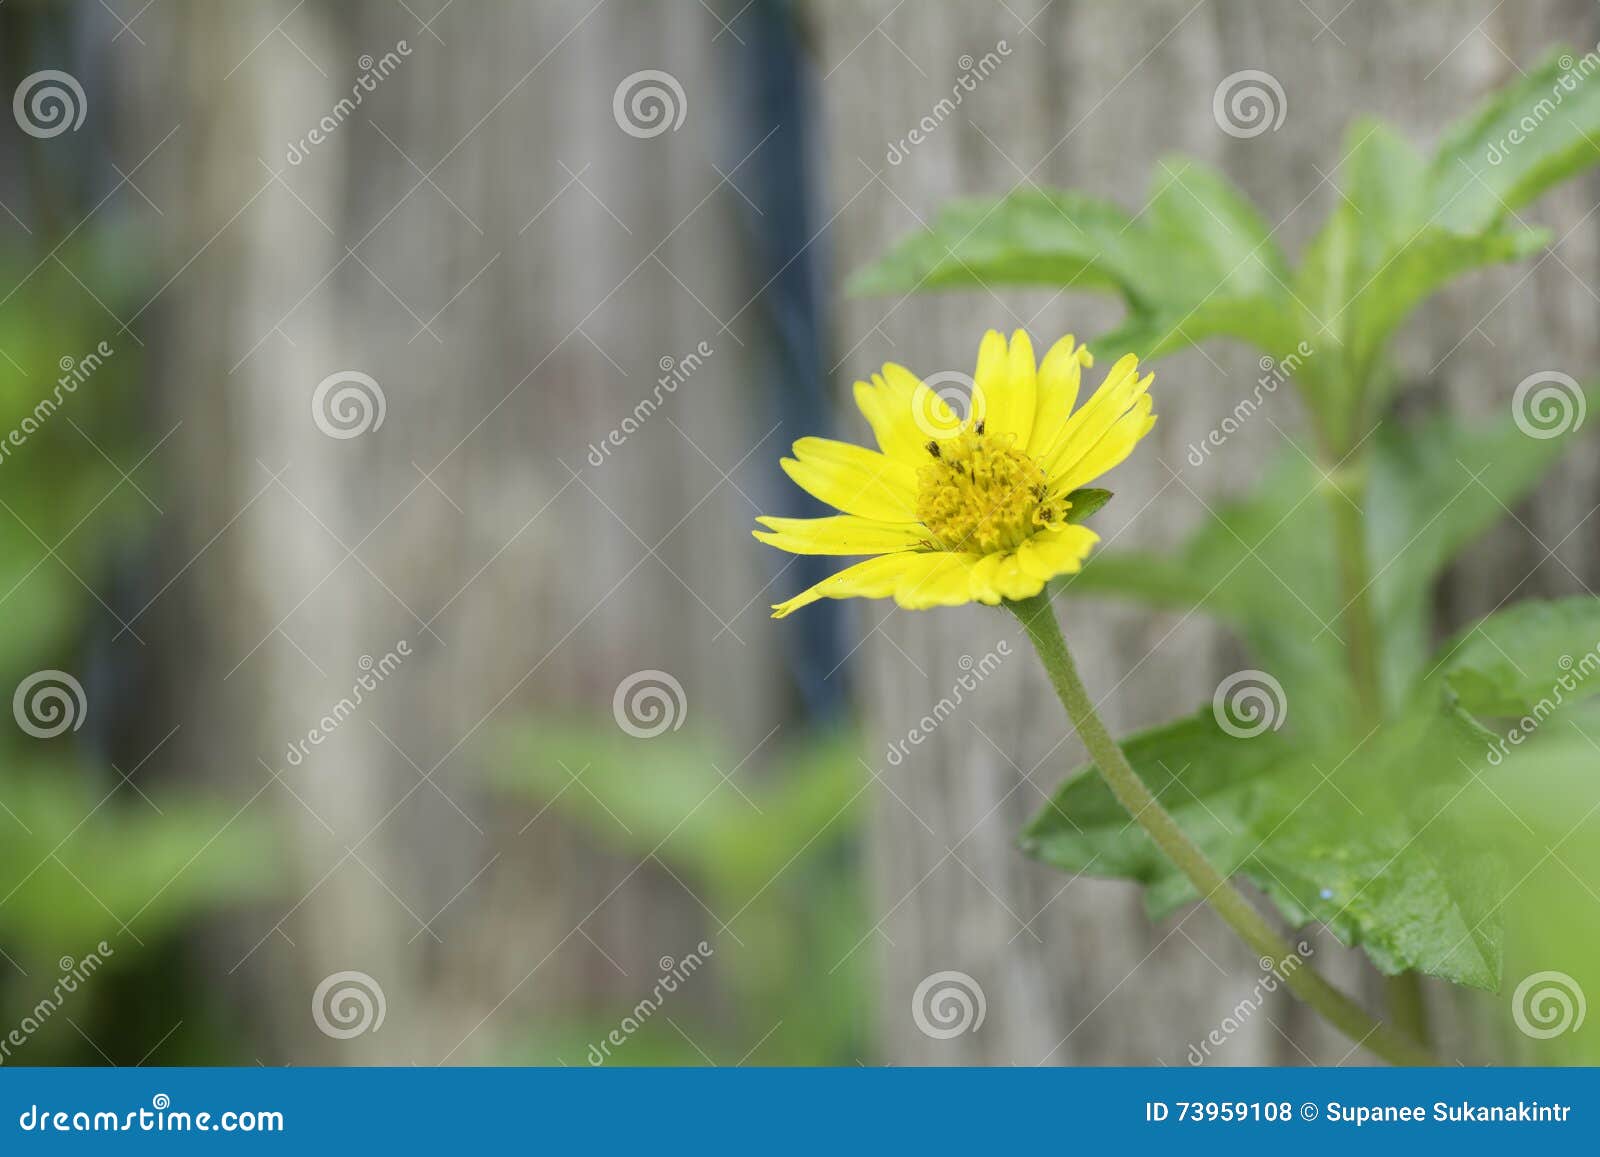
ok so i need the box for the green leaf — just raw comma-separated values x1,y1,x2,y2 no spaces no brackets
848,159,1300,364
1019,710,1291,905
1022,705,1505,988
1432,597,1600,718
1430,46,1600,234
1293,122,1549,437
844,189,1143,298
1141,158,1291,293
1063,488,1111,524
1061,448,1358,746
1369,401,1590,694
1091,293,1306,365
1058,400,1587,731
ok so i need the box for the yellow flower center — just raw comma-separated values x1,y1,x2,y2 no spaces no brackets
915,427,1066,554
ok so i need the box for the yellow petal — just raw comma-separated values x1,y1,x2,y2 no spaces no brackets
885,362,967,444
966,553,1008,604
984,329,1037,446
980,550,1047,601
1052,396,1157,497
893,551,983,610
851,377,915,464
1017,526,1100,582
781,436,918,522
857,368,940,464
1040,355,1152,484
753,514,928,556
972,329,1009,428
1026,335,1084,461
770,551,925,619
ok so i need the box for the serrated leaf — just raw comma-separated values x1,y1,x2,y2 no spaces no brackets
848,160,1299,364
1022,705,1504,988
1431,597,1600,718
1019,710,1289,893
1430,46,1600,234
844,189,1143,299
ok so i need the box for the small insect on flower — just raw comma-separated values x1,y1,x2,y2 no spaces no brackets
755,329,1155,617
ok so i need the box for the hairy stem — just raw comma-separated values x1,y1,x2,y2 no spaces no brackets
1008,592,1436,1067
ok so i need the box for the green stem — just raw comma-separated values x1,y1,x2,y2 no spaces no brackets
1008,592,1436,1067
1326,465,1435,1049
1328,474,1384,728
1385,971,1431,1046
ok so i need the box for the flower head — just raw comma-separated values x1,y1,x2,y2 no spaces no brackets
755,329,1155,617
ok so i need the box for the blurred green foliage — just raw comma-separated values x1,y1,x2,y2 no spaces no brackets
0,244,274,1063
491,721,869,1065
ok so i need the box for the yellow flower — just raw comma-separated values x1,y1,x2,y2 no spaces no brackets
755,329,1155,618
